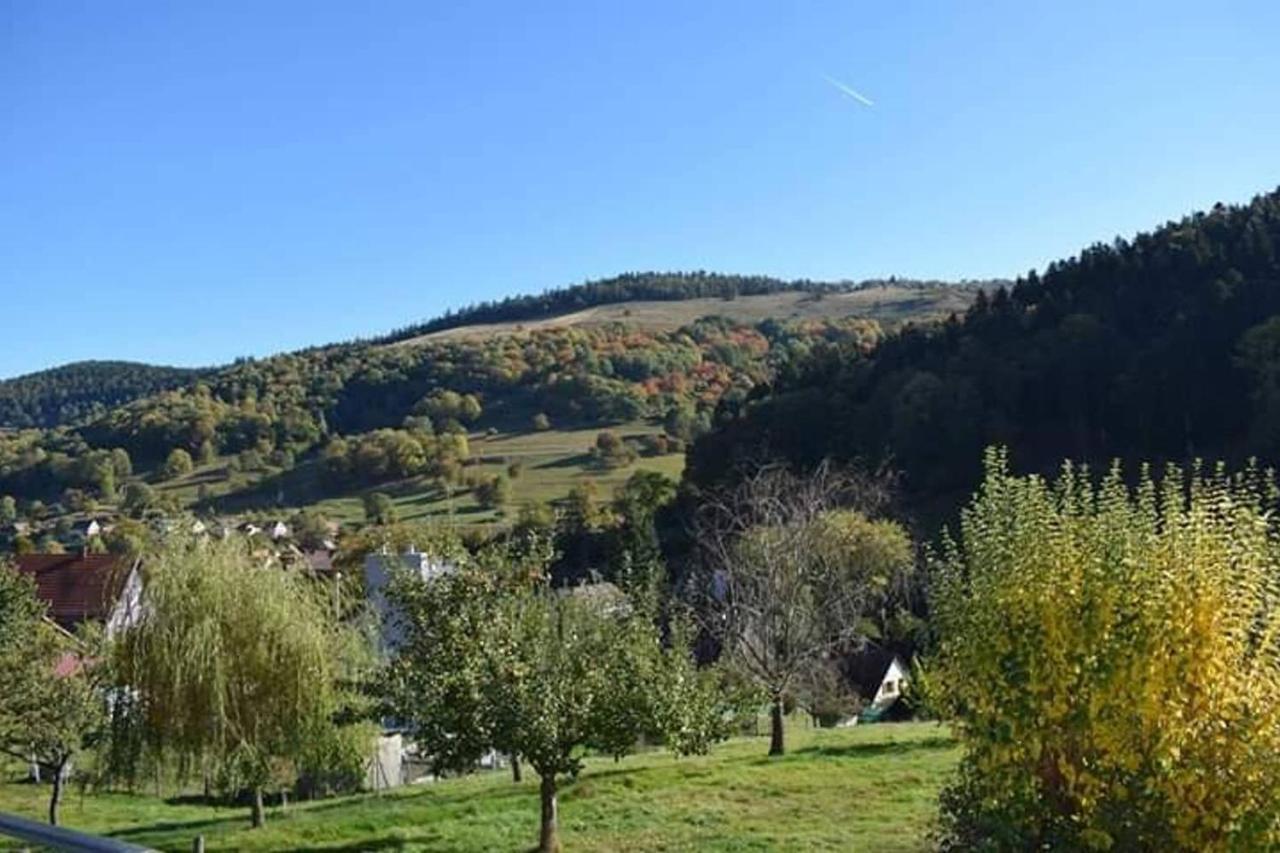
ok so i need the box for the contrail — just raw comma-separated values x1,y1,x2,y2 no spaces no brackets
821,74,874,107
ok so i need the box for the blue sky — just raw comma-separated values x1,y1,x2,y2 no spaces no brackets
3,0,1279,378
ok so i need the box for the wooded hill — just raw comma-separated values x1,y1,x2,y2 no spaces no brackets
0,361,207,429
687,187,1280,525
0,274,978,539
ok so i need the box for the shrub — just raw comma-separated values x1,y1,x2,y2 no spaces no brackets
474,473,511,509
162,448,194,480
927,449,1280,851
591,430,636,469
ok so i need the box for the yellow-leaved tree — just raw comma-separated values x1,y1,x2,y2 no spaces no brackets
927,448,1280,851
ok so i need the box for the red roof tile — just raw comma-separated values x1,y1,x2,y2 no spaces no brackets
13,553,135,630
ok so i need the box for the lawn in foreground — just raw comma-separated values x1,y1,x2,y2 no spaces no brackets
0,721,956,852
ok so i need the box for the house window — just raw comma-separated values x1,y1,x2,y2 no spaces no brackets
883,680,897,696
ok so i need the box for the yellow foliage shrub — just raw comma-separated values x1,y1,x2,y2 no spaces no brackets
928,449,1280,851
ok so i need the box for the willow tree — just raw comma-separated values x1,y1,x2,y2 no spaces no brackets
112,536,370,828
928,449,1280,851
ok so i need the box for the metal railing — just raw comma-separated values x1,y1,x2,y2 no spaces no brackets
0,811,155,852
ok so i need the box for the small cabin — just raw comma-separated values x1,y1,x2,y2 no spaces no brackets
845,646,912,724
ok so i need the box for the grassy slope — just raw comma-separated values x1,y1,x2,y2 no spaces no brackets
393,287,975,346
158,423,685,528
0,721,957,852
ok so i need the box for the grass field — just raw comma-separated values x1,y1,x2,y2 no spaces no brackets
311,423,685,528
157,422,684,530
0,721,957,852
393,287,977,346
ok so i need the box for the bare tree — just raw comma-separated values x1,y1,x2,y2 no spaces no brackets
692,460,907,755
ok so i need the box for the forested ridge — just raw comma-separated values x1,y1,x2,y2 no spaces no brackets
687,187,1280,522
0,272,981,430
0,361,207,429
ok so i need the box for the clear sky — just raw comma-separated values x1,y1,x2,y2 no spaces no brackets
3,1,1279,378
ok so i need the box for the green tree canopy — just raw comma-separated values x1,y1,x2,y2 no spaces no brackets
379,542,725,853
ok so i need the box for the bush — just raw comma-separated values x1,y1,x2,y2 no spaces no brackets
927,449,1280,851
162,448,194,480
591,430,636,469
474,473,511,510
362,492,398,526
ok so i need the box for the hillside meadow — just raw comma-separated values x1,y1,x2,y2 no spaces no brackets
0,721,957,852
156,422,685,528
396,287,975,346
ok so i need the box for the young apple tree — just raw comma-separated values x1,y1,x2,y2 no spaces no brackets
0,563,108,826
379,540,725,853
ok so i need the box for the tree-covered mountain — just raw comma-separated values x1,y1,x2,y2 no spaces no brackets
1,301,940,530
687,187,1280,525
0,361,207,429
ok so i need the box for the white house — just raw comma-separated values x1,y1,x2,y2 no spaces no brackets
364,545,457,652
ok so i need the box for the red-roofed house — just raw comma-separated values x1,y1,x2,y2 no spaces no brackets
13,553,143,637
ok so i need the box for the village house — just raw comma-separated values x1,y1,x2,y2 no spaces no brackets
12,552,144,784
13,551,143,638
75,518,104,540
364,545,456,652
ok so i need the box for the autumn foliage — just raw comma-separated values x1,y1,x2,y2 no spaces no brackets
927,449,1280,851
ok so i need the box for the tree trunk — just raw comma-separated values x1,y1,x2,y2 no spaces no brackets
769,694,785,756
538,774,560,853
511,754,522,783
48,756,68,827
251,788,265,828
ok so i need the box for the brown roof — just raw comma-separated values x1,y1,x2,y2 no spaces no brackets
304,550,334,573
13,553,135,630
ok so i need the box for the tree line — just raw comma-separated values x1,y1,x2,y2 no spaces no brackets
0,315,884,510
688,187,1280,526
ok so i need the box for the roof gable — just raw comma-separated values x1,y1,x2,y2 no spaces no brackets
13,553,136,630
843,645,905,701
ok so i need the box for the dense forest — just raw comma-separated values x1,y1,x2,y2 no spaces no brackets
0,361,206,429
687,187,1280,525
